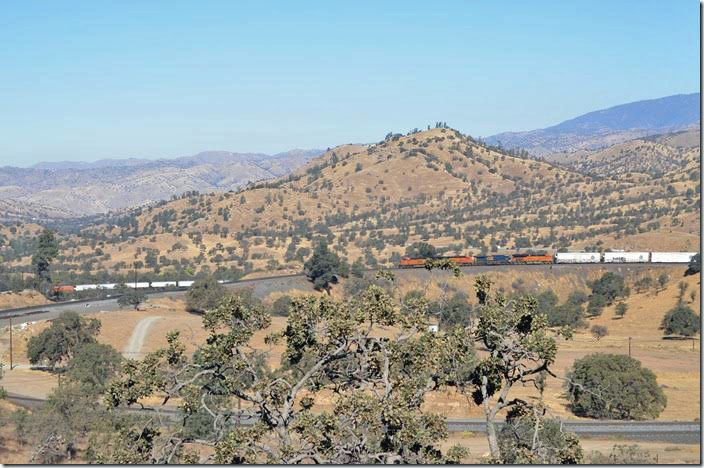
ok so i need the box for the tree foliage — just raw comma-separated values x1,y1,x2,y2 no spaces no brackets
303,241,349,292
660,303,700,337
566,353,666,420
65,342,123,393
186,277,228,313
26,311,101,368
686,253,701,276
31,228,59,285
404,242,437,258
116,286,147,310
589,272,629,305
497,402,583,464
101,274,474,463
460,274,577,460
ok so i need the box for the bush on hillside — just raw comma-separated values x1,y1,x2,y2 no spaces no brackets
566,353,666,420
660,303,700,337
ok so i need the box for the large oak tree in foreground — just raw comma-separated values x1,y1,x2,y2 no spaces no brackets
95,266,582,464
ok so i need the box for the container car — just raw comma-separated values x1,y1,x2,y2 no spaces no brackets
650,252,697,263
603,252,649,263
490,255,512,264
554,252,601,263
151,281,177,288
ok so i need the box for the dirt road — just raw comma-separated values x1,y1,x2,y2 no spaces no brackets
122,316,163,359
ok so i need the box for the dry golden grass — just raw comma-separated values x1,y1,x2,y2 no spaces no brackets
0,290,50,311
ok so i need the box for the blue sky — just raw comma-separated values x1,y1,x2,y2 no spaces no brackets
0,0,698,165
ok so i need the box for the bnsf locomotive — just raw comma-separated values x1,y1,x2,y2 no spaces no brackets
398,251,697,268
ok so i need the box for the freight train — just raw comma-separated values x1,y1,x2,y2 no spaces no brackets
398,251,697,268
51,279,225,295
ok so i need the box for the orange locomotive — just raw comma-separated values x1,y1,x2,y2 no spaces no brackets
51,285,76,294
399,256,475,268
511,254,554,264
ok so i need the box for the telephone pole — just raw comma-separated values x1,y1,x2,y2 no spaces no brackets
9,316,13,370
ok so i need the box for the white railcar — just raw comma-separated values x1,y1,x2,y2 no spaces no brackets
75,284,98,291
151,281,177,288
98,283,117,289
650,252,697,263
555,252,601,263
178,280,194,287
125,282,151,288
603,252,649,263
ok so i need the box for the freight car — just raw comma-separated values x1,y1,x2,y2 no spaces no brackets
51,285,76,294
603,252,649,263
650,252,697,263
554,252,601,263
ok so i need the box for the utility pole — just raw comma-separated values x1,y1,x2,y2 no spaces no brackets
9,316,13,370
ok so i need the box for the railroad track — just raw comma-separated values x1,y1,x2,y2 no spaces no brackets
0,262,688,323
6,393,698,443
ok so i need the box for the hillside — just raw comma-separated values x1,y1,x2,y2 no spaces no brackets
486,93,700,156
543,129,700,177
0,149,322,216
3,126,696,282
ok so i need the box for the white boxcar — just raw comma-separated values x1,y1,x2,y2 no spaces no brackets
125,282,151,288
178,280,194,288
555,252,601,263
650,252,697,263
603,252,649,263
98,283,117,289
151,281,177,288
75,284,98,291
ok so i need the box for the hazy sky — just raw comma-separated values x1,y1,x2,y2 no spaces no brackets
0,0,698,165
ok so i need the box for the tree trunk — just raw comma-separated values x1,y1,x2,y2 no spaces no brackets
485,417,500,459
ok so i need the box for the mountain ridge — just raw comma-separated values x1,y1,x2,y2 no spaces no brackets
485,92,700,156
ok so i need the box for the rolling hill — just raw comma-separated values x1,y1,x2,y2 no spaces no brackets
0,149,323,216
3,126,695,282
486,93,700,156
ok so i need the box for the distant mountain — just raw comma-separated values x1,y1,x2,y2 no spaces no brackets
0,149,323,216
486,93,700,156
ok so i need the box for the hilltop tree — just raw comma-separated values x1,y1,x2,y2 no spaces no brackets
303,241,348,292
660,303,700,337
26,311,101,369
31,228,59,285
566,353,666,420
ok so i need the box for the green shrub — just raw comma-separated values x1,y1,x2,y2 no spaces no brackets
660,303,700,337
566,353,666,420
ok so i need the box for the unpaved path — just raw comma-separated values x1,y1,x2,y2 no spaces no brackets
123,316,163,358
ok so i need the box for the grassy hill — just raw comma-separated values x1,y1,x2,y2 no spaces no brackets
1,126,699,282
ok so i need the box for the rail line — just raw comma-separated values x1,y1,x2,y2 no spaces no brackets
0,263,691,323
5,394,698,443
